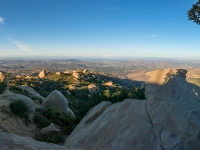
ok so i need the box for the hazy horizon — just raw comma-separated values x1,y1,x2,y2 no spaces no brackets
1,55,200,61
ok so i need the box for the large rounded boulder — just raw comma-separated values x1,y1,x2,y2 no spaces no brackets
41,90,74,115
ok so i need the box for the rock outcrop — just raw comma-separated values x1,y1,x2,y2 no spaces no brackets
0,114,36,137
69,85,77,90
0,90,38,137
0,72,9,84
145,68,200,149
41,90,74,115
38,70,46,78
16,75,22,79
88,84,99,93
83,69,88,74
7,93,37,112
65,100,155,150
25,75,31,79
65,68,200,150
105,81,113,86
0,132,83,150
17,85,45,101
41,123,60,133
64,70,71,74
56,72,61,75
72,71,81,79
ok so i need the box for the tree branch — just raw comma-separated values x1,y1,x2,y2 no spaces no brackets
188,0,200,25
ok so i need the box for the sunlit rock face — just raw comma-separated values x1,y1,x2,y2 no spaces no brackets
65,68,200,150
56,72,61,75
146,68,187,85
38,70,46,78
88,84,99,93
72,71,82,79
145,68,200,150
0,72,9,84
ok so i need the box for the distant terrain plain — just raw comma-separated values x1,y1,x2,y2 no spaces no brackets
1,59,200,83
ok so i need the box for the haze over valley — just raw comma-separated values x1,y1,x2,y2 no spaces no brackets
1,58,200,81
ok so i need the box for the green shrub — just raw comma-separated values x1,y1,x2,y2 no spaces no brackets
31,96,43,104
131,85,146,100
41,108,75,126
9,86,29,96
103,89,111,98
34,107,76,135
33,103,75,144
9,87,43,104
9,100,30,118
33,113,51,128
34,131,65,144
0,82,6,94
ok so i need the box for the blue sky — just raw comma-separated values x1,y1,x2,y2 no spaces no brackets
0,0,199,58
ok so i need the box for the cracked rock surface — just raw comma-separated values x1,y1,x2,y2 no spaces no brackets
146,68,200,149
65,100,155,150
65,68,200,150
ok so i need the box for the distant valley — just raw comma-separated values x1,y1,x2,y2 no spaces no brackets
1,59,200,83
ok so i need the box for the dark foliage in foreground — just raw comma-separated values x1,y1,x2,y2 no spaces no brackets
10,100,30,119
0,82,7,94
34,131,65,144
33,107,76,144
72,85,146,122
188,0,200,24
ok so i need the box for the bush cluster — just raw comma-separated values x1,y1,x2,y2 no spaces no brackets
34,108,75,129
33,107,76,144
130,85,146,100
72,86,146,121
9,100,30,119
34,131,65,144
31,96,43,104
33,113,51,128
9,86,43,104
0,82,6,94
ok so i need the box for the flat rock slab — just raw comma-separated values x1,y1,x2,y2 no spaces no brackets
0,132,84,150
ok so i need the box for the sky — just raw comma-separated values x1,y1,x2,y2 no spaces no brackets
0,0,200,59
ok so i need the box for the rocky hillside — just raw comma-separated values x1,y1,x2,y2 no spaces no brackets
5,69,145,120
65,68,200,150
1,68,200,149
0,69,145,147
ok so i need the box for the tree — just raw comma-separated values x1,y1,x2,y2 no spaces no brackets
103,89,110,98
188,0,200,24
